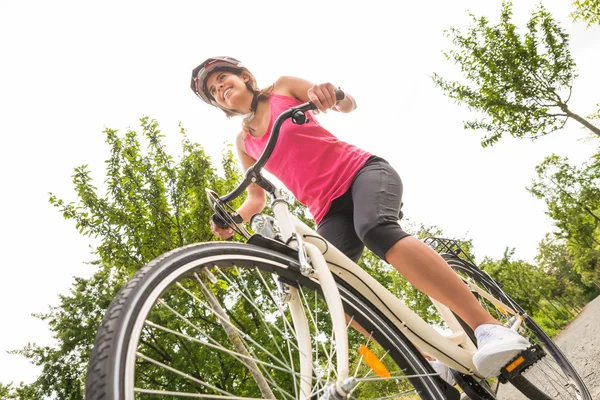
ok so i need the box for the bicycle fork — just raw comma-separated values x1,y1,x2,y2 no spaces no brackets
271,197,354,400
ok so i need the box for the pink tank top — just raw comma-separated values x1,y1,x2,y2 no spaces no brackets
244,93,371,224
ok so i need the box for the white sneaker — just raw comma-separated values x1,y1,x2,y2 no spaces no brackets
473,324,530,378
429,360,455,386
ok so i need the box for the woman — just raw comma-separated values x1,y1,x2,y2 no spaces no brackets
190,56,529,379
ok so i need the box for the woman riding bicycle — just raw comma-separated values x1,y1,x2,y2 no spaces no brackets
190,56,529,379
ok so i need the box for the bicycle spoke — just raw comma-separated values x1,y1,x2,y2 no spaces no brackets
324,325,338,381
440,254,590,400
370,389,419,400
134,388,261,399
353,325,373,378
528,365,568,399
283,317,300,400
351,350,391,393
355,373,440,382
157,292,290,374
298,286,336,371
215,266,291,367
186,275,292,371
253,268,300,343
87,244,453,400
145,320,306,380
136,352,236,397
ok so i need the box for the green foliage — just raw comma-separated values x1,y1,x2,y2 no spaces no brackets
528,152,600,286
433,1,600,147
0,383,11,398
14,114,597,397
531,308,561,337
14,118,244,399
571,0,600,26
9,264,127,399
48,117,244,274
536,234,595,302
589,104,600,124
0,381,39,399
481,247,590,335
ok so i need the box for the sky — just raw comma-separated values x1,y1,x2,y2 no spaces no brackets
0,0,598,388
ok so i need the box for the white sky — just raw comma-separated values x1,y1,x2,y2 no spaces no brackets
1,0,598,387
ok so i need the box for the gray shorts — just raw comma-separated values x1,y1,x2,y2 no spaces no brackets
317,156,410,262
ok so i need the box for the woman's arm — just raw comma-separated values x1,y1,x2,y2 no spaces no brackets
210,132,266,239
273,76,357,114
235,132,267,223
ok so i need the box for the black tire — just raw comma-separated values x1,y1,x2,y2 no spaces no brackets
443,254,592,400
86,242,455,400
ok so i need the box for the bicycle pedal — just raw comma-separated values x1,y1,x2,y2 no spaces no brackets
498,344,545,383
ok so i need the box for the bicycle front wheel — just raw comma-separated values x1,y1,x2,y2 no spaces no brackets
86,242,452,400
443,254,592,400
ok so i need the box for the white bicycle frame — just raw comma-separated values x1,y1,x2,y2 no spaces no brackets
261,189,523,399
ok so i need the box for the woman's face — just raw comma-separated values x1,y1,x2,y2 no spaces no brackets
205,70,251,111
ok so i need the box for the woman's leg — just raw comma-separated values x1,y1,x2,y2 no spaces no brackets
316,189,365,263
317,194,374,337
352,158,529,377
350,158,498,329
384,236,498,329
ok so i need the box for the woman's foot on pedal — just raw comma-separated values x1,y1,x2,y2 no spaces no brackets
473,324,530,378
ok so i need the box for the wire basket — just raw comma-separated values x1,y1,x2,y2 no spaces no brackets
422,236,478,268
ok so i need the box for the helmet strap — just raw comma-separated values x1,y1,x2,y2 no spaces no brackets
250,91,259,113
216,84,259,116
246,82,259,113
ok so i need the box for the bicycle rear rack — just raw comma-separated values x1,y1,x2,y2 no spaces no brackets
422,236,478,268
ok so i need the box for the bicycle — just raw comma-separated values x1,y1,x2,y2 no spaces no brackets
85,90,591,399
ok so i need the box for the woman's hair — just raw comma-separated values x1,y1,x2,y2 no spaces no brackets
208,67,273,133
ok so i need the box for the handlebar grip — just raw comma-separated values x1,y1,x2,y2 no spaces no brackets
335,88,345,102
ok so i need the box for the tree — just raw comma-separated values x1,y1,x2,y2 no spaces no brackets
571,0,600,26
15,116,393,398
0,382,38,399
12,118,245,399
480,249,575,335
432,1,600,147
535,235,594,308
9,264,127,399
0,383,11,398
528,152,600,286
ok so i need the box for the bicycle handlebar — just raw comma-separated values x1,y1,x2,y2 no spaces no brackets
219,89,345,204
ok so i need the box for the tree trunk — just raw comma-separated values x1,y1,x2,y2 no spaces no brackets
562,296,581,314
535,301,563,330
554,297,575,319
539,291,570,321
196,272,276,399
562,106,600,137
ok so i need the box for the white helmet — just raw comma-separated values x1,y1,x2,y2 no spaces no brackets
190,56,254,114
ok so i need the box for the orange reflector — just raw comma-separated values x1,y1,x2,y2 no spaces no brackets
505,356,525,372
496,305,507,314
358,345,391,379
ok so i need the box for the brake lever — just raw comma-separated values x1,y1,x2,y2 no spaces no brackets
211,213,235,241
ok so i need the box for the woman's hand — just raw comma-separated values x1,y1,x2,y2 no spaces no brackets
210,219,234,240
307,82,338,113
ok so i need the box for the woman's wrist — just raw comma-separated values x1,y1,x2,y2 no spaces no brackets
335,94,356,113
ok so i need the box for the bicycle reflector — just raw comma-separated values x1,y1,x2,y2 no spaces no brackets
358,345,391,380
